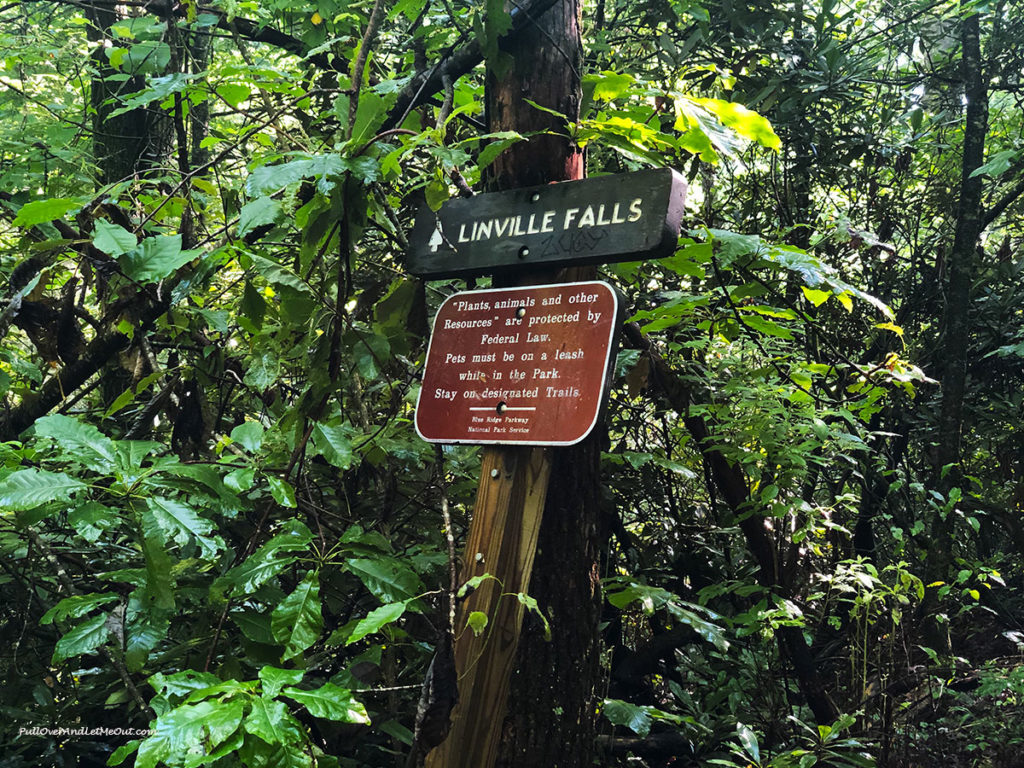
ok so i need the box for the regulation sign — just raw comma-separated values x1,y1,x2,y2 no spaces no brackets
407,169,686,279
415,281,620,445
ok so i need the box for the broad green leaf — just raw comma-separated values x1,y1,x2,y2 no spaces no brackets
149,670,221,699
347,601,408,645
351,91,386,147
108,740,140,766
136,700,243,768
125,608,168,672
0,468,86,510
69,501,119,543
141,533,177,610
52,613,109,664
267,476,297,508
222,521,312,594
230,420,264,452
238,197,282,237
121,40,171,74
145,497,219,557
217,83,251,108
603,699,653,737
587,71,634,102
312,422,354,469
346,557,423,603
244,350,281,390
13,198,79,227
41,593,118,625
93,219,138,256
245,154,347,197
282,682,370,723
249,254,313,295
245,696,304,745
271,571,323,660
740,313,793,339
120,235,200,283
259,666,304,699
690,97,781,151
969,149,1019,179
801,286,831,307
736,722,761,762
33,414,117,471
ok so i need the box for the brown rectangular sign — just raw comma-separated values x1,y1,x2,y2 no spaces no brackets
407,169,685,279
415,281,619,445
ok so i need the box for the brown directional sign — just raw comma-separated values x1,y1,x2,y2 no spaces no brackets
415,281,619,445
407,168,686,279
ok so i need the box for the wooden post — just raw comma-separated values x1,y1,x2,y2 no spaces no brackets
424,447,550,768
424,0,584,766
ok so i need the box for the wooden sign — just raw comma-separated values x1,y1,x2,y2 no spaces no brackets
415,281,619,445
407,169,686,279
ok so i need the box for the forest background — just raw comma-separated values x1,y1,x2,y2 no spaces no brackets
1,0,1023,765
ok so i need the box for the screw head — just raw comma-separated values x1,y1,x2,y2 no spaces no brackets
490,468,500,478
518,246,530,258
530,192,541,203
496,401,508,414
515,306,526,318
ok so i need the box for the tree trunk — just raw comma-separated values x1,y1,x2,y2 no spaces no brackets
490,3,606,766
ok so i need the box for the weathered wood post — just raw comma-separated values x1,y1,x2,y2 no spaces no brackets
409,5,685,765
423,2,583,765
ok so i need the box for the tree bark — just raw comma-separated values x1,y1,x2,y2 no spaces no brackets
485,3,606,766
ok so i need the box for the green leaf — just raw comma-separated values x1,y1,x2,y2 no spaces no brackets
230,420,264,452
587,71,635,102
246,154,347,196
33,414,117,471
120,235,200,283
282,682,370,723
217,83,251,108
108,740,141,766
267,475,297,508
736,722,761,762
250,254,313,296
690,97,781,151
124,608,168,672
136,700,243,768
12,197,79,227
0,468,86,510
69,502,119,543
259,666,304,699
52,613,109,664
93,219,138,256
740,313,793,339
603,699,653,737
801,286,831,307
245,696,304,745
41,593,119,625
271,571,323,660
312,422,354,469
351,91,386,147
238,197,282,237
145,497,219,557
347,601,408,645
969,149,1019,179
346,557,423,603
222,521,313,595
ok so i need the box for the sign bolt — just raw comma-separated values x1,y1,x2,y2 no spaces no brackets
518,246,529,259
496,401,508,414
515,306,526,318
530,192,540,203
490,468,499,479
